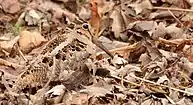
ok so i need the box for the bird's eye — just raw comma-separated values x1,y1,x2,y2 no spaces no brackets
94,2,97,6
89,3,93,7
82,23,89,30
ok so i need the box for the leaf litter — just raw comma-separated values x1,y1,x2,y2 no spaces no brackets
1,0,193,104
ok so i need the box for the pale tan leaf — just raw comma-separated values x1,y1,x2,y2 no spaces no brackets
110,8,127,39
19,30,47,53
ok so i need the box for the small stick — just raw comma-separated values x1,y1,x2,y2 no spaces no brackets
168,9,183,26
110,74,140,86
164,94,176,104
17,45,28,62
152,6,193,12
130,74,193,96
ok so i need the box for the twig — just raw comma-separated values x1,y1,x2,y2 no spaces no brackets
110,74,140,86
16,44,28,62
130,74,193,96
164,94,176,104
168,10,183,26
152,6,193,12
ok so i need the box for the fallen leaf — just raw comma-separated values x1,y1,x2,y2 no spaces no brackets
96,0,114,17
78,5,91,21
176,98,187,105
46,85,66,97
45,85,66,103
80,79,113,97
0,58,23,69
157,75,169,84
70,93,89,105
1,0,20,14
185,87,193,96
38,1,77,22
132,21,156,32
165,24,185,39
18,30,47,53
112,54,128,65
110,8,127,40
89,0,101,36
139,53,151,67
0,36,19,57
127,0,152,15
25,9,43,25
141,99,153,105
152,22,167,40
178,57,193,77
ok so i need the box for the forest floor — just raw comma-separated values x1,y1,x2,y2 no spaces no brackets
1,0,193,105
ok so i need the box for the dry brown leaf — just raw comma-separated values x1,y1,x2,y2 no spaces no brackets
157,75,169,85
141,99,154,105
80,79,113,97
89,0,101,36
38,1,77,22
96,0,114,17
70,93,89,105
112,54,127,65
152,22,167,40
165,24,185,39
149,11,173,19
0,36,19,57
45,85,66,104
185,87,193,96
78,5,91,21
1,0,20,14
178,57,193,77
139,53,151,67
176,98,188,105
110,8,127,40
132,21,156,32
18,30,47,53
81,85,111,97
62,91,89,105
127,0,152,15
0,58,23,69
52,0,69,3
